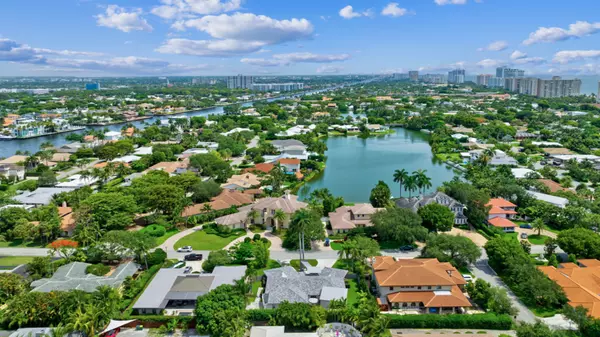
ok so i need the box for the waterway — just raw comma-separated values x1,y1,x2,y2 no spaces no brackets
298,128,458,203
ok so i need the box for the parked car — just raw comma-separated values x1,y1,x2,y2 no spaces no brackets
519,224,532,229
183,266,193,274
399,245,416,252
520,233,528,239
462,274,473,282
184,253,203,261
177,246,193,253
172,261,185,269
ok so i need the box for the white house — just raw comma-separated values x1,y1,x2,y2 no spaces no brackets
104,131,122,141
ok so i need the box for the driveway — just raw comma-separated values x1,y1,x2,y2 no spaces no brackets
449,227,488,246
514,226,557,239
0,248,52,257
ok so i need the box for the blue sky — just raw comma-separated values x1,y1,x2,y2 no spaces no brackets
1,0,600,77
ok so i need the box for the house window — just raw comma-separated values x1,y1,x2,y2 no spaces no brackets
417,286,421,290
402,303,407,307
427,286,432,290
436,286,442,290
389,287,393,291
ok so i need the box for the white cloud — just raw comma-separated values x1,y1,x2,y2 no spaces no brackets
96,5,153,32
381,3,409,17
513,57,545,65
339,5,373,19
0,38,101,63
160,13,314,57
32,48,103,57
476,58,504,68
317,65,344,74
434,0,467,5
151,0,243,19
239,52,351,67
523,21,600,45
553,50,600,64
510,50,527,60
156,38,266,56
240,58,282,67
477,40,508,52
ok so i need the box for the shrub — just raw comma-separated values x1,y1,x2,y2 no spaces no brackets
244,237,252,243
247,309,276,322
253,234,261,241
86,263,111,276
386,314,512,330
146,248,167,267
144,225,166,237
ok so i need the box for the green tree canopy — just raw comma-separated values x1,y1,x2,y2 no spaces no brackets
421,234,481,269
418,203,455,232
371,207,426,245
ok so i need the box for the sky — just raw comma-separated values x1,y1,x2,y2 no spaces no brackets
1,0,600,78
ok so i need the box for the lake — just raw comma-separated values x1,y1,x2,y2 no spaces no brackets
298,128,457,203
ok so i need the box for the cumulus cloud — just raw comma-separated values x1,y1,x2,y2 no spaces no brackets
317,65,344,74
158,13,314,57
477,40,508,52
510,50,527,60
553,50,600,64
523,21,600,45
0,38,206,75
381,3,409,17
513,57,545,65
339,5,373,19
151,0,243,19
434,0,467,5
240,52,351,67
96,5,153,32
476,59,504,68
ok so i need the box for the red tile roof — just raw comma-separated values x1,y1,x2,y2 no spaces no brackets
486,198,517,208
278,158,300,165
488,217,517,228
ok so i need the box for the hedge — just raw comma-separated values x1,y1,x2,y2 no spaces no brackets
386,313,512,330
123,315,194,325
247,309,276,322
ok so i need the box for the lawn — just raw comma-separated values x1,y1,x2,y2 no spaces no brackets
330,241,343,251
346,278,359,305
332,259,352,271
0,256,35,269
501,232,519,242
528,234,550,245
252,259,282,277
379,241,402,250
140,227,180,247
290,259,318,271
0,240,45,248
458,266,473,276
174,229,245,250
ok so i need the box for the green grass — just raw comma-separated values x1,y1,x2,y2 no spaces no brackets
346,278,359,305
330,242,343,251
531,306,561,318
458,266,473,276
0,256,35,269
140,227,180,247
290,259,318,271
501,232,519,242
174,229,244,250
379,241,402,250
332,259,352,271
0,240,45,248
528,234,550,245
252,259,282,277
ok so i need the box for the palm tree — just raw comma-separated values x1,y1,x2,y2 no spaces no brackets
479,148,496,165
413,169,432,196
246,209,259,225
393,169,409,198
234,278,252,304
115,163,130,178
532,218,545,236
273,209,287,229
202,203,213,213
80,169,91,183
404,175,417,198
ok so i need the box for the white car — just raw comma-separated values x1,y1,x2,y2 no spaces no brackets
177,246,193,253
462,274,474,282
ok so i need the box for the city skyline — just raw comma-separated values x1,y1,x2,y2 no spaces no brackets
0,0,600,77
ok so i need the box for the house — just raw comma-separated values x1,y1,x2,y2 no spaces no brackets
328,203,383,234
58,205,76,237
277,158,301,176
395,192,468,225
270,140,309,160
527,190,569,208
271,139,306,152
0,163,25,180
13,187,76,206
221,173,261,190
242,163,275,175
132,266,246,315
485,198,517,232
56,174,98,188
50,153,71,162
196,141,219,150
181,189,253,217
468,149,518,166
220,127,251,136
31,261,138,293
0,155,28,165
214,193,307,229
539,259,600,318
133,146,153,156
55,142,85,154
371,256,470,314
276,125,315,137
511,168,537,179
104,131,122,141
537,179,572,193
145,161,188,175
262,265,347,309
112,155,141,164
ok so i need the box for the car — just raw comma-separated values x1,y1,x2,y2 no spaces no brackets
177,246,193,253
183,266,193,274
184,253,203,261
399,245,416,252
520,233,528,239
519,224,532,229
462,274,473,282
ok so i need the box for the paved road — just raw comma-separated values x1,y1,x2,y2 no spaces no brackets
230,136,259,167
56,159,101,180
0,247,52,257
470,250,537,323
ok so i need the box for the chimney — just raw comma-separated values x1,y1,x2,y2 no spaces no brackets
62,201,67,208
446,270,453,277
283,190,291,200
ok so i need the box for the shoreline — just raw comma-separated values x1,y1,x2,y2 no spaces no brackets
0,126,86,140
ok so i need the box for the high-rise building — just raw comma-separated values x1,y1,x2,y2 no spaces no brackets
409,71,419,82
227,74,254,89
496,66,525,79
537,77,581,98
421,74,447,84
251,83,304,92
476,74,493,86
448,69,465,84
85,82,100,90
518,78,539,96
487,77,504,88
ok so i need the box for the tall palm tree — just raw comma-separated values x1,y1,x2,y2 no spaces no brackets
202,203,213,213
80,169,91,183
404,175,417,198
273,209,287,229
393,169,409,198
246,209,259,225
480,148,496,166
413,169,432,196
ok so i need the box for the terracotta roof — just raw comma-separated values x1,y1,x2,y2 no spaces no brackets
181,189,253,217
222,173,261,189
94,162,130,168
0,155,28,164
295,171,304,180
537,179,572,193
486,198,517,208
214,194,307,226
328,204,383,230
146,161,187,174
387,285,471,308
578,259,600,267
243,163,274,174
278,158,301,165
539,261,600,318
488,217,517,228
51,153,71,162
488,206,517,215
373,257,466,287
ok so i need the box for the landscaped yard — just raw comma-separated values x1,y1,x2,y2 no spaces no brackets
140,227,180,246
174,229,245,250
528,234,550,245
290,259,317,271
0,256,35,269
0,240,45,248
346,278,359,305
332,259,352,271
330,241,343,251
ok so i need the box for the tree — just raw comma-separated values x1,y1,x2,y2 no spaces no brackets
557,228,600,259
487,287,518,316
229,242,254,264
144,184,186,215
282,209,325,250
413,169,432,196
442,180,490,225
418,203,455,232
80,192,138,231
421,234,481,269
0,273,27,303
270,302,326,331
191,180,222,203
189,153,232,183
202,250,233,272
251,240,270,269
194,285,245,334
26,256,53,280
273,209,287,229
49,239,79,259
338,236,380,273
403,175,418,198
371,208,426,245
207,308,249,337
369,180,391,207
532,218,545,236
392,169,409,198
38,170,57,187
544,238,558,259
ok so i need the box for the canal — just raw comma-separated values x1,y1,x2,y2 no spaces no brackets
298,128,458,203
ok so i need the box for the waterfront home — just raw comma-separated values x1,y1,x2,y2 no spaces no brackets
276,125,315,137
328,203,383,234
395,192,467,225
371,256,470,314
277,158,301,175
262,265,347,309
0,163,25,180
468,149,518,166
221,173,261,190
132,266,246,315
485,198,517,232
55,142,85,154
181,189,253,217
104,131,122,141
243,163,275,175
214,193,307,229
